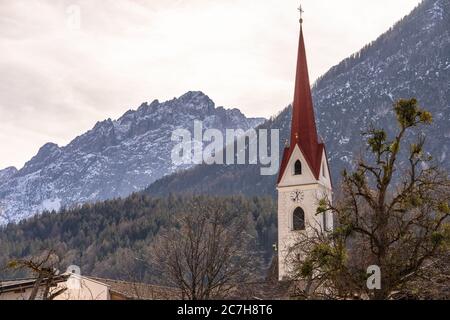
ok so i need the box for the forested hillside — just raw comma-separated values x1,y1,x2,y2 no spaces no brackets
0,195,276,282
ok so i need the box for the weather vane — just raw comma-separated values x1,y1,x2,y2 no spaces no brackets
298,3,304,24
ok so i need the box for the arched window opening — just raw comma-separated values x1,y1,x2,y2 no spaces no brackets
294,160,302,175
293,207,305,231
322,162,326,178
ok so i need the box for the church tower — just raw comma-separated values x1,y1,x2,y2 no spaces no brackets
277,9,333,281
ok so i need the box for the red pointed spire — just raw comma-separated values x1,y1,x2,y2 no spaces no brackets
291,25,320,154
278,23,325,182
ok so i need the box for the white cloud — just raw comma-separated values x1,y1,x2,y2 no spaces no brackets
0,0,422,169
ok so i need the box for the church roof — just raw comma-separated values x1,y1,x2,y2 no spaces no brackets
278,25,325,183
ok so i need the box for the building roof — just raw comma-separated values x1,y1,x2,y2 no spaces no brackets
229,280,295,300
1,274,307,300
0,275,68,294
89,277,181,300
278,24,325,183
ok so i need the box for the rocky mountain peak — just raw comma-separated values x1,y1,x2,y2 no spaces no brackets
0,167,18,184
0,92,265,224
19,143,62,175
179,91,214,106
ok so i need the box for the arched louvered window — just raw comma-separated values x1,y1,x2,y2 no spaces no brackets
293,207,305,231
294,160,302,175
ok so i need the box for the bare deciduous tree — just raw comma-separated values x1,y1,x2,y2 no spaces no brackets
7,250,67,300
149,197,260,300
289,99,450,300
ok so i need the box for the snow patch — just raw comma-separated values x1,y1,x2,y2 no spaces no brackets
339,137,350,145
440,151,447,163
41,198,62,212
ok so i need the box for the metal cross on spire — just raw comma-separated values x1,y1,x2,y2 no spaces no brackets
298,3,304,24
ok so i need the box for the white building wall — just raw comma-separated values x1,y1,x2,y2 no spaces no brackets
277,145,333,280
53,275,110,300
0,287,45,300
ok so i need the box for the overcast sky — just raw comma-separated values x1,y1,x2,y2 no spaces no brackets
0,0,422,170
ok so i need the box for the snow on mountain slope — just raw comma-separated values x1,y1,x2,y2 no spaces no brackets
0,91,264,224
312,0,450,179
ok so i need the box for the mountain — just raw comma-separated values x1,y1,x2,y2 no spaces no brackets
0,167,17,184
146,0,450,198
313,0,449,177
0,91,265,224
1,0,448,223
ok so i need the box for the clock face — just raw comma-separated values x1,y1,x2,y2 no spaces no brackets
290,190,305,203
